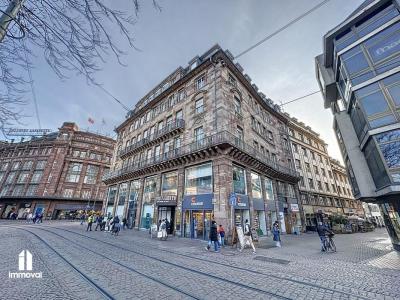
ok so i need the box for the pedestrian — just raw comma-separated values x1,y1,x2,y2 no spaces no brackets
239,219,256,254
207,221,219,252
38,213,43,223
160,219,167,240
86,215,94,231
27,212,33,224
218,224,225,247
80,213,86,225
122,217,127,230
111,215,120,236
272,221,281,248
165,219,171,235
95,215,104,231
317,221,334,252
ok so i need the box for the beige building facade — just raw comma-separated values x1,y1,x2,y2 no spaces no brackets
287,116,365,230
103,45,301,240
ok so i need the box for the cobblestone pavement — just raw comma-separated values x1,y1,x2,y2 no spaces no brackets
1,221,399,300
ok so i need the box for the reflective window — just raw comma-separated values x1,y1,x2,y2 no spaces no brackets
118,182,128,206
358,90,389,116
364,139,391,189
143,176,158,203
232,165,246,195
185,162,213,195
251,172,262,199
369,114,396,128
162,171,178,195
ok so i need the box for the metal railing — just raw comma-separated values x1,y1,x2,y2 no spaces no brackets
104,130,298,181
118,119,185,157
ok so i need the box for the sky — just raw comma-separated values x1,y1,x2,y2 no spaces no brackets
11,0,365,163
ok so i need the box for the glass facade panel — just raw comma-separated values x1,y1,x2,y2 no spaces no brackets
143,176,158,203
364,139,391,189
161,171,178,195
264,178,274,200
232,165,246,194
359,90,390,116
251,172,262,199
185,162,213,195
369,114,396,128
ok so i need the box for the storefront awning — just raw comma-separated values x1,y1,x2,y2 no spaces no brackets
182,194,213,210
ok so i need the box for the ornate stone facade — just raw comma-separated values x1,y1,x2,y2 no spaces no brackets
0,122,115,219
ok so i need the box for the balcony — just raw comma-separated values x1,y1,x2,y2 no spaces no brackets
118,119,185,159
104,130,299,184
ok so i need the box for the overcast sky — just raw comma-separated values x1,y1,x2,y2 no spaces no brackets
16,0,365,163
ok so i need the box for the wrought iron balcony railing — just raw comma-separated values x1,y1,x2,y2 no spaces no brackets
104,130,299,182
118,119,185,158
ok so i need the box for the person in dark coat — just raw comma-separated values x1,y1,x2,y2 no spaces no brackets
208,221,219,252
272,221,281,248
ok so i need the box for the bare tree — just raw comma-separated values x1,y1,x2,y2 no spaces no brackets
0,0,159,133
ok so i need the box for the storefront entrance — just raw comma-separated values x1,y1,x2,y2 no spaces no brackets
233,194,250,228
158,206,175,235
182,194,214,240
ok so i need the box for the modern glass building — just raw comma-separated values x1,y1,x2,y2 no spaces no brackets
316,0,400,250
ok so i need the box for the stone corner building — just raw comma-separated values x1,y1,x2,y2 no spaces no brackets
103,44,302,240
0,122,115,219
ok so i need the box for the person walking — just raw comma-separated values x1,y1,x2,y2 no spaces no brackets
160,219,167,240
218,224,225,247
80,213,86,225
95,215,104,231
239,219,256,254
86,215,94,231
272,221,281,248
122,217,127,230
111,215,120,235
27,212,33,224
207,221,219,252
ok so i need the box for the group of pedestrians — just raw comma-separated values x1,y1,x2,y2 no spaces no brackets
26,212,43,224
206,221,225,252
81,214,128,236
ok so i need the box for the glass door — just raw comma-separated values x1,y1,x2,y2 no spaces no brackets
192,211,204,239
204,211,212,240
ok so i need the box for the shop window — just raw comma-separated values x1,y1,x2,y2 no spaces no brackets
264,178,274,200
30,171,43,183
185,162,213,195
251,172,262,199
233,165,246,194
162,171,178,195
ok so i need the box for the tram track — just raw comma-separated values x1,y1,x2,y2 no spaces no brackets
32,225,378,300
7,225,202,300
8,226,115,300
20,225,294,300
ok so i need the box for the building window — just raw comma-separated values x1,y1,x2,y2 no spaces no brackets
157,121,163,132
295,159,301,169
195,75,206,90
63,189,74,198
174,136,182,149
36,160,46,170
185,162,213,195
176,110,183,120
293,143,298,153
162,171,178,196
155,145,161,160
251,172,262,199
22,161,33,170
234,96,241,114
325,182,330,192
66,163,82,183
12,185,24,196
253,140,259,150
26,185,37,196
299,177,305,186
264,178,274,200
30,171,43,183
195,97,204,114
267,131,273,142
302,147,307,157
17,172,30,183
236,126,244,141
233,165,246,194
84,165,99,184
143,176,158,203
194,126,204,142
321,168,326,177
314,165,319,175
166,115,173,126
308,178,314,189
82,190,91,199
305,162,311,173
12,161,20,170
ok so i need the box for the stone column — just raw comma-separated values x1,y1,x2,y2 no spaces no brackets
111,183,120,217
260,176,270,235
213,158,232,235
176,167,185,237
294,184,306,232
134,178,145,230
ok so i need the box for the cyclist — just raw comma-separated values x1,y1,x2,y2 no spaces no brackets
316,221,334,252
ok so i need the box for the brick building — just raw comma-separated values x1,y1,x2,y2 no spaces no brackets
287,116,365,230
0,122,115,219
103,45,301,240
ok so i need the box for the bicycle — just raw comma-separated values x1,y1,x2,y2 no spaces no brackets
323,234,336,252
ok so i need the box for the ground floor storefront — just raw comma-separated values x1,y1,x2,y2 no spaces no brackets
0,198,102,220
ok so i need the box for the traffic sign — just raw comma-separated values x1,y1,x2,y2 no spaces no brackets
229,193,237,206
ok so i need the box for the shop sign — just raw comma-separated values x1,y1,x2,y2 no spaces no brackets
290,203,299,212
233,195,249,210
182,194,213,210
155,195,177,206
